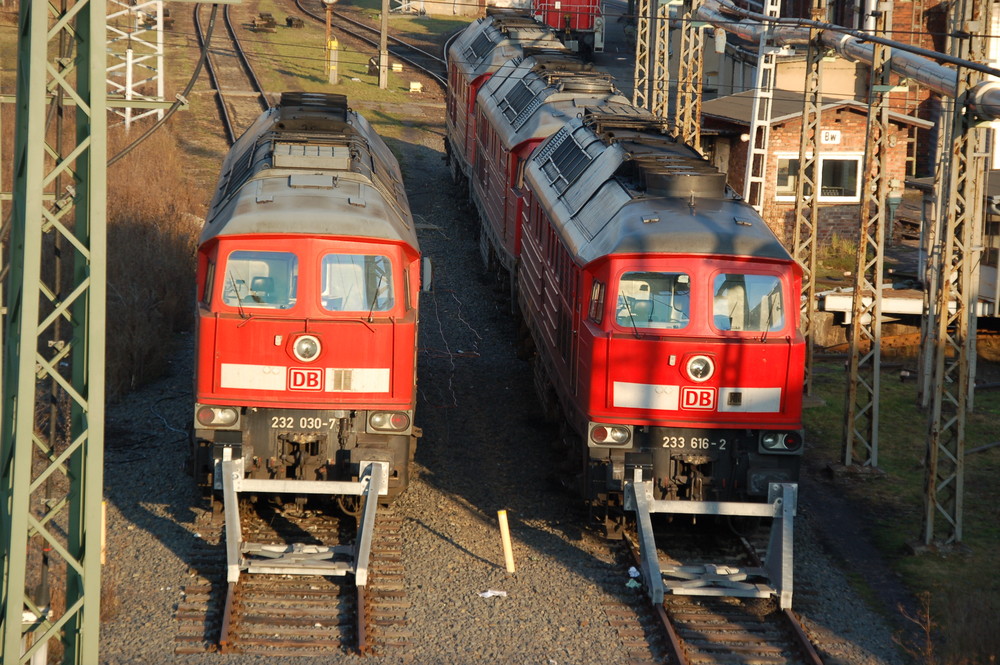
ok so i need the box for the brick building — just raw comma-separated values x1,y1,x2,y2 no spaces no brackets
699,89,932,247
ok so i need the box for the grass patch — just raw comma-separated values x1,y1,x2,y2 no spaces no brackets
805,357,1000,662
816,232,858,281
241,0,457,101
106,124,203,398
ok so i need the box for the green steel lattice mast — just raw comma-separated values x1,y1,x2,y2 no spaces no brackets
1,0,108,663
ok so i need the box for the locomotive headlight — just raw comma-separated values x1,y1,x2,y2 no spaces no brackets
293,335,322,363
760,431,803,453
686,355,715,382
368,411,411,433
588,423,632,447
195,405,239,428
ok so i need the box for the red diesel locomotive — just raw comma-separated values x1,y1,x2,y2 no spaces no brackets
446,8,567,185
520,113,804,535
531,0,605,55
470,50,633,283
191,93,424,510
447,16,804,536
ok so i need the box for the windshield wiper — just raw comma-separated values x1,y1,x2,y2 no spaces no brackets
227,272,248,319
760,287,779,342
367,275,384,323
623,298,639,338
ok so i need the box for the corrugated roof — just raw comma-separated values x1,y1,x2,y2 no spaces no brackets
700,89,933,129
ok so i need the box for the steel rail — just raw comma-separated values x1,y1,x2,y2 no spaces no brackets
622,533,688,663
624,530,826,665
357,584,370,654
193,4,269,145
292,0,446,88
218,582,236,653
223,5,270,114
738,534,825,665
193,4,237,145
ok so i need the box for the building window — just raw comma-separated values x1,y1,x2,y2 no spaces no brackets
774,153,863,203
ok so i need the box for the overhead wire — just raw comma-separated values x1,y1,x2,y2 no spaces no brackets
108,3,221,165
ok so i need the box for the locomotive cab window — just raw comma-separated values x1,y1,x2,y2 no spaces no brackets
202,261,215,306
321,254,394,312
588,279,606,323
615,272,690,329
222,250,298,309
712,273,784,332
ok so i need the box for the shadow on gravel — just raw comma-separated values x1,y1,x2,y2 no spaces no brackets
396,134,616,573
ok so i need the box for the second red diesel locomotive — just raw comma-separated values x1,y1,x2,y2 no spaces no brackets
447,12,804,537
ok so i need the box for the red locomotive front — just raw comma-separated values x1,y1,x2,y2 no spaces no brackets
193,235,421,502
190,93,423,509
532,0,605,54
577,255,804,504
517,115,805,536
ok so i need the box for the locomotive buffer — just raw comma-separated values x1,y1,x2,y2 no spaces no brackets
625,477,797,610
218,447,386,586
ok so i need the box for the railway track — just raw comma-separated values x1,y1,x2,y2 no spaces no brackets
174,503,408,656
601,526,825,665
291,0,447,87
193,3,269,145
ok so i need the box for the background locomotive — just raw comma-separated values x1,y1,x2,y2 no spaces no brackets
530,0,605,55
191,93,425,512
446,7,568,185
447,18,804,537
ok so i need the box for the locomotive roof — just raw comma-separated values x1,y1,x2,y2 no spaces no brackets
478,53,631,151
201,93,417,249
447,10,566,81
524,114,791,265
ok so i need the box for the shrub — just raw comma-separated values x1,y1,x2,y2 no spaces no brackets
105,122,205,398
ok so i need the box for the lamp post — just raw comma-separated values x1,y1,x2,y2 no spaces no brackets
322,0,338,84
378,0,388,89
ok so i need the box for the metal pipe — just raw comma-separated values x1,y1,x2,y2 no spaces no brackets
695,0,1000,119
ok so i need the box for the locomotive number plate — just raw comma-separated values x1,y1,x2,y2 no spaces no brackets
660,435,728,451
270,415,338,430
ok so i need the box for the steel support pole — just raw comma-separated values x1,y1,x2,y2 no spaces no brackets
1,1,107,663
791,0,823,398
675,0,704,149
741,0,780,213
378,0,389,89
650,0,671,118
106,0,166,128
922,0,989,547
632,0,652,109
843,2,892,469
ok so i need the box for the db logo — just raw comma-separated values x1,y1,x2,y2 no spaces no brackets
681,387,716,410
289,368,323,391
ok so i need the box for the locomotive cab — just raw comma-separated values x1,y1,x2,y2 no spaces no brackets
193,235,422,507
518,113,805,536
580,258,804,516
